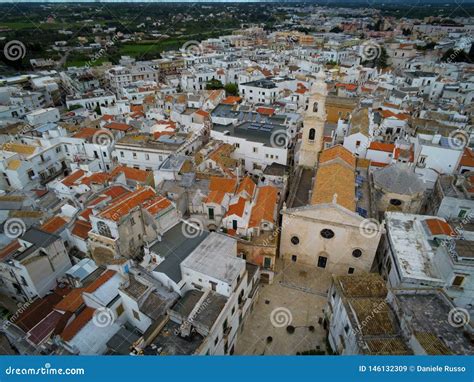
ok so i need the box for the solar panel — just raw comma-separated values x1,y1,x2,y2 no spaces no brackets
356,207,368,218
248,124,260,130
356,175,365,184
356,190,363,200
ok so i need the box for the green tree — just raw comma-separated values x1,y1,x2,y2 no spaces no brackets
205,79,224,90
224,82,238,96
375,47,389,69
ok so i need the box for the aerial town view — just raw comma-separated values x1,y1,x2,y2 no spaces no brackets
0,0,473,366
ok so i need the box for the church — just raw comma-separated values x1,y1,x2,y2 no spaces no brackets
280,70,382,276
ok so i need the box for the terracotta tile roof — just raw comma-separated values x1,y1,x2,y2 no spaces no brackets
72,127,99,139
62,170,85,187
319,145,356,167
369,142,395,153
111,166,150,183
105,122,131,132
195,109,210,117
101,185,130,201
256,107,275,116
370,161,389,168
41,216,67,234
101,114,114,121
249,186,278,228
15,293,63,332
225,197,247,218
394,147,414,162
0,240,21,260
55,270,116,313
61,307,95,341
205,190,226,205
380,109,409,120
221,96,242,105
311,162,356,211
71,220,92,240
1,142,36,155
99,187,156,221
425,218,455,237
209,176,238,194
336,83,357,91
142,195,172,215
80,172,111,186
131,105,144,113
237,176,256,197
7,159,21,170
460,148,474,167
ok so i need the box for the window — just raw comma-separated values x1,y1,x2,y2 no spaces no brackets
291,236,300,245
97,221,112,238
308,128,316,141
133,152,137,159
210,281,217,291
145,154,150,160
232,220,238,230
235,143,240,148
389,199,402,206
27,170,35,180
452,275,465,287
352,249,362,258
320,229,335,239
253,147,258,153
317,256,327,268
120,151,124,158
55,146,61,153
355,140,361,147
291,255,297,262
313,102,318,113
264,257,272,269
348,267,355,274
208,207,214,220
132,310,140,321
419,156,426,164
214,336,219,346
130,217,136,226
